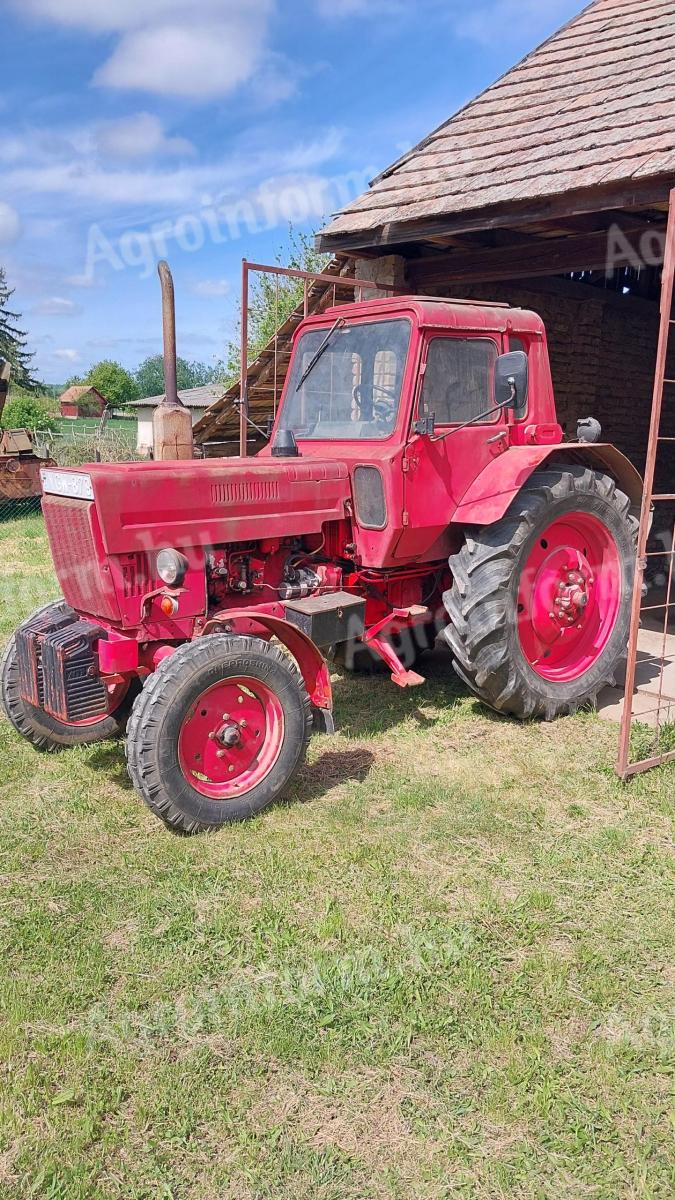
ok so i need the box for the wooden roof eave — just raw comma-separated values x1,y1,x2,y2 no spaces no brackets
315,175,675,255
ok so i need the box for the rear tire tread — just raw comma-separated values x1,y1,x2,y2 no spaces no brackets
443,467,638,721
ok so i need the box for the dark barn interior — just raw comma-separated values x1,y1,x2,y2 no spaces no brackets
198,0,675,525
195,0,675,769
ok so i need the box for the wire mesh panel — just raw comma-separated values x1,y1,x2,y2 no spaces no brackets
617,188,675,777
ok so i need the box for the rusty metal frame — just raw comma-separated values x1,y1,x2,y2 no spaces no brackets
617,187,675,778
238,259,393,457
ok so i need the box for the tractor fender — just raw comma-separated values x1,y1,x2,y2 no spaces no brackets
201,609,333,717
450,442,643,527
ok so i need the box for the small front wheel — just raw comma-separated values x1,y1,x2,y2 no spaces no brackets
125,636,312,833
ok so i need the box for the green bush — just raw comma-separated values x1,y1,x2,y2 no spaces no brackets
1,393,57,433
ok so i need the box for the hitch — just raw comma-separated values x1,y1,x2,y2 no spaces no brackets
362,607,429,687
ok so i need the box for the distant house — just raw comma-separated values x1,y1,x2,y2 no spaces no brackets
130,385,224,455
59,385,107,419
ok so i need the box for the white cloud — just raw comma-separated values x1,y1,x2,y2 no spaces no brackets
96,113,194,160
315,0,406,15
0,201,21,244
54,348,80,362
16,1,252,34
4,126,343,211
95,21,265,98
65,271,103,289
455,0,579,45
315,0,579,42
31,296,82,317
17,1,277,100
190,278,230,298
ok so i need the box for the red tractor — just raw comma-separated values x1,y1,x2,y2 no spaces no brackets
1,281,642,832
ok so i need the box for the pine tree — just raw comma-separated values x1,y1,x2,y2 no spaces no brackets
0,267,35,389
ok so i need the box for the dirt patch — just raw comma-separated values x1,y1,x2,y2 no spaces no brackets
251,1065,435,1172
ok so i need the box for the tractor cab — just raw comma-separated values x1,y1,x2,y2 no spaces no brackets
267,296,559,566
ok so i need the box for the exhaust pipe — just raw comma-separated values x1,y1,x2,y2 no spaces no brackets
152,260,194,460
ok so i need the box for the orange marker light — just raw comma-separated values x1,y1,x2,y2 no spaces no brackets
160,595,179,617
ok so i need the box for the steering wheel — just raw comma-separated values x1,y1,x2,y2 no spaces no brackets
353,381,397,425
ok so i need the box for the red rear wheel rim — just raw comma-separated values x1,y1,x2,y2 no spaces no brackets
517,511,622,683
178,676,284,799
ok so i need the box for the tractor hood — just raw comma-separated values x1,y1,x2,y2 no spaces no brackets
40,457,350,555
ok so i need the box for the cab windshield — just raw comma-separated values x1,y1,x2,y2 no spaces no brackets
279,318,411,440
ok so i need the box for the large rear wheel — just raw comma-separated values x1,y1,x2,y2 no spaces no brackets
443,468,638,720
125,635,312,833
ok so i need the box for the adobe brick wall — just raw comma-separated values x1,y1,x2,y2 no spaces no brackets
424,275,660,474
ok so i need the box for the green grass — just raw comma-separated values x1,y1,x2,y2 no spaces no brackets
0,515,674,1199
55,417,137,443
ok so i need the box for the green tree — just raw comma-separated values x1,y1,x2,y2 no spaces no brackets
219,229,329,387
1,391,57,432
134,355,215,399
0,267,36,389
85,360,140,409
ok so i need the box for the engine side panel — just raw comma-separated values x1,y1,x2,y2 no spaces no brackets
84,458,350,556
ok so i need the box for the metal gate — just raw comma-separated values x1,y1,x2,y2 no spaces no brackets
617,187,675,778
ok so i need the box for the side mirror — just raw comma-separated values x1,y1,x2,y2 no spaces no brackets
495,351,528,413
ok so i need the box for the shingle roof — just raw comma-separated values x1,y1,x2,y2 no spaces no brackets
318,0,675,249
59,385,103,404
131,384,223,410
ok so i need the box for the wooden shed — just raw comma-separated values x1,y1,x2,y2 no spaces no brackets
198,0,675,484
314,0,675,488
58,385,106,419
196,0,675,775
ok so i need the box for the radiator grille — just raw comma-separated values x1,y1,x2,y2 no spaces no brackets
210,480,280,505
119,552,152,597
42,497,120,620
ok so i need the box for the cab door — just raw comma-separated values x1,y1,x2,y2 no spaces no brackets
394,333,507,561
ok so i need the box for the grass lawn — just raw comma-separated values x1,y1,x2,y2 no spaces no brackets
0,513,674,1199
55,418,137,443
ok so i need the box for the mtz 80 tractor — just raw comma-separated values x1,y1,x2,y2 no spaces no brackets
1,285,642,832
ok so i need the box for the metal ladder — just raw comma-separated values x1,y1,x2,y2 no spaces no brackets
617,186,675,777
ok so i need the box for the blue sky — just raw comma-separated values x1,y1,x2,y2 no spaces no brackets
1,0,583,383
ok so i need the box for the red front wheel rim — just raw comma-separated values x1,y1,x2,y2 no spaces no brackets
517,511,622,683
178,676,285,799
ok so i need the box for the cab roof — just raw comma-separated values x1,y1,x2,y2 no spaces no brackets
316,293,546,337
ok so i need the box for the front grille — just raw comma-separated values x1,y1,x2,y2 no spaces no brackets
119,552,152,598
42,496,120,621
41,619,108,723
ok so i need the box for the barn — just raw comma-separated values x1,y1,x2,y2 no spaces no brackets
199,0,675,478
195,0,675,773
58,385,106,419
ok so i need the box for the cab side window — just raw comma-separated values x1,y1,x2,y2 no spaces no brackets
420,337,498,425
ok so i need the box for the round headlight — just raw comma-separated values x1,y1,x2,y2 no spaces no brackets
156,548,188,587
